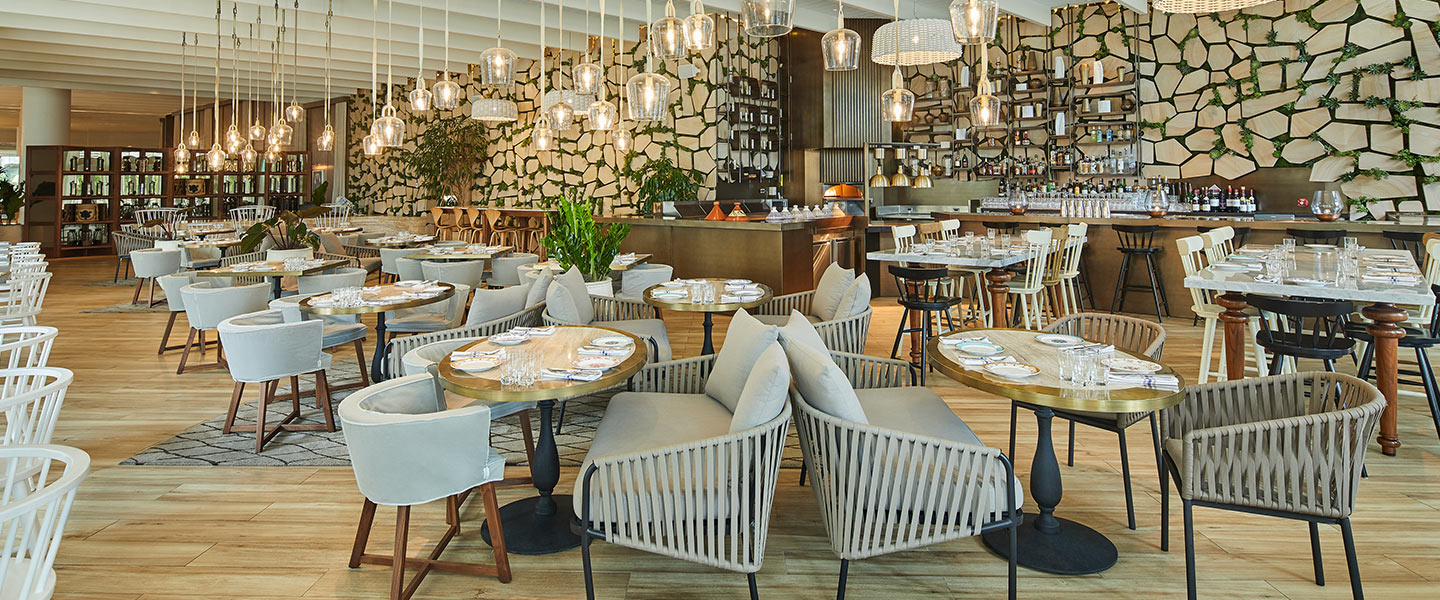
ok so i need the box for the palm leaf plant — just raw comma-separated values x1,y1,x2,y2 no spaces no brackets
541,189,630,282
0,176,25,223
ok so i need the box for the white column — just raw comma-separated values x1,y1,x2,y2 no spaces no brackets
17,87,72,175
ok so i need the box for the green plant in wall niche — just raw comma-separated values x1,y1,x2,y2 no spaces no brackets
1240,129,1255,154
1343,195,1378,217
1296,7,1320,30
1141,119,1167,136
1397,150,1440,168
1392,7,1411,29
634,155,700,216
1401,56,1427,80
399,112,487,208
1422,175,1439,186
1265,30,1277,45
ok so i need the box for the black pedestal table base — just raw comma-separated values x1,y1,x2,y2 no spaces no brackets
701,312,715,355
370,312,388,381
479,399,580,554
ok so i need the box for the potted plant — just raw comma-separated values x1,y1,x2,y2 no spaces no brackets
634,156,700,216
398,113,486,208
0,175,24,224
239,203,330,258
541,189,630,297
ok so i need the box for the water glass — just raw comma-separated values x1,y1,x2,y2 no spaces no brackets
1058,347,1078,381
1000,233,1013,249
689,283,706,304
1072,348,1096,386
1343,237,1358,252
1282,238,1296,256
704,283,718,304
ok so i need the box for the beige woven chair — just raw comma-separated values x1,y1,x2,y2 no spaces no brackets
793,350,1020,600
576,351,792,600
1010,312,1164,530
1159,372,1385,600
752,291,873,354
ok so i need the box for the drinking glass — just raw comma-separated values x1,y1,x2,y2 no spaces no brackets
1000,233,1013,249
986,229,997,244
1343,237,1358,251
1058,347,1077,382
704,283,718,304
1262,252,1285,283
1282,238,1296,256
1072,348,1096,386
689,282,706,304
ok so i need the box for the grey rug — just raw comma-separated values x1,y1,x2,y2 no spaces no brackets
121,363,805,468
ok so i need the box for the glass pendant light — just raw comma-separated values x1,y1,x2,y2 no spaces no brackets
479,0,517,86
363,0,383,156
187,32,202,150
432,0,461,109
628,1,671,123
241,142,258,169
224,6,244,155
573,0,603,96
268,7,291,147
247,14,267,142
317,2,336,151
949,0,998,45
408,3,432,112
740,0,793,37
881,68,914,122
650,1,686,61
684,0,715,51
543,91,576,130
206,2,228,172
174,33,190,168
373,0,406,147
532,114,557,151
284,3,304,122
821,1,860,71
613,129,633,152
970,43,1001,127
363,134,383,155
587,0,618,131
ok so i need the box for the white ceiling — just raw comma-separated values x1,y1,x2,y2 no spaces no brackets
0,0,1147,103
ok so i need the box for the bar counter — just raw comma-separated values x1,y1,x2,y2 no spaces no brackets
871,212,1436,319
597,215,868,295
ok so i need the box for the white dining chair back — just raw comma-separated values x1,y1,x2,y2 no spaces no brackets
487,252,540,287
939,219,961,240
396,257,425,281
1019,228,1053,291
228,205,275,227
377,248,411,280
265,248,315,262
0,367,73,446
421,260,486,289
0,327,57,371
130,249,181,279
1176,235,1213,310
340,373,504,506
179,283,270,331
1200,227,1235,264
891,225,917,254
0,445,90,600
1,274,52,327
217,310,328,384
297,267,367,295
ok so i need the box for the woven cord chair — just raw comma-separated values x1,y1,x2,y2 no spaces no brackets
1159,372,1385,600
793,351,1020,600
752,289,873,354
577,351,792,600
384,304,545,380
1011,312,1164,530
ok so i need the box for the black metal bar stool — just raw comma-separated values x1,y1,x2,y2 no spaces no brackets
1196,225,1250,249
1246,295,1356,374
1109,224,1171,322
1286,228,1348,245
1383,230,1426,263
888,265,964,385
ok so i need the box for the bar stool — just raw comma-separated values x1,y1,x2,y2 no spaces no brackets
888,265,963,385
1383,230,1426,264
1197,225,1249,250
981,221,1018,234
463,207,486,243
1246,294,1355,374
1110,224,1171,322
1286,228,1347,245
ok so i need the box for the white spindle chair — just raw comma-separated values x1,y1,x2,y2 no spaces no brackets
1005,228,1053,329
0,367,73,446
0,274,51,328
0,445,90,600
0,327,57,371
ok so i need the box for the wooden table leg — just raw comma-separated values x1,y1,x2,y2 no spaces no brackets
906,282,924,364
986,268,1013,329
1216,292,1249,381
1363,302,1407,456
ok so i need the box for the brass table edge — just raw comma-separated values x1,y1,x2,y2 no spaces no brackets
437,325,649,402
297,283,457,315
641,279,774,313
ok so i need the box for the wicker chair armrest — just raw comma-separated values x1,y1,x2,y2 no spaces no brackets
219,251,265,266
753,291,814,316
629,355,719,394
1176,395,1384,516
592,295,655,321
1160,374,1331,442
579,405,792,572
792,398,1016,559
814,306,873,355
343,244,380,258
829,349,915,389
316,251,360,269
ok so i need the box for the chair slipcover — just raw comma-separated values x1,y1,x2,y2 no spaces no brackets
422,260,486,289
297,267,367,295
487,252,540,287
179,283,270,331
130,249,182,278
217,309,331,384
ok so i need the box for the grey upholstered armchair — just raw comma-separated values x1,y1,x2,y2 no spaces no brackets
542,266,671,361
752,263,873,354
1159,372,1385,600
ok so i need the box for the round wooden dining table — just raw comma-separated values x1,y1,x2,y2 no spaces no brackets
642,278,772,354
436,325,648,555
928,328,1185,575
298,282,457,381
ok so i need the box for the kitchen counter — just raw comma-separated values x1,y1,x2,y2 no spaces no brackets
597,215,868,294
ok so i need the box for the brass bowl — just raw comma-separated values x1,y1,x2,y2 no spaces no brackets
1315,213,1340,222
1147,209,1168,218
1009,207,1027,215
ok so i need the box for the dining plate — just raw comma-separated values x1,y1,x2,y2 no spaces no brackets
658,280,687,288
1035,333,1083,347
591,336,633,348
1211,262,1249,271
983,362,1040,379
452,357,503,372
957,342,1005,356
651,291,687,300
1102,357,1162,374
489,333,529,346
573,356,622,370
1286,277,1330,287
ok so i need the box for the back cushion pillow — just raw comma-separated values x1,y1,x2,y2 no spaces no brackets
554,266,595,323
785,340,867,424
812,262,855,321
729,342,792,433
704,310,781,413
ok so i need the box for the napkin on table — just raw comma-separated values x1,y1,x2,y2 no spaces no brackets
939,335,989,345
1361,274,1422,284
451,349,505,361
578,346,631,357
957,355,1015,367
541,368,603,382
513,326,555,336
1106,373,1180,391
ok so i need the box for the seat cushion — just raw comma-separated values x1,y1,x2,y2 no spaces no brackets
555,267,595,324
786,339,866,424
776,310,829,354
833,276,872,320
729,342,791,433
574,391,734,519
598,318,672,361
812,263,856,321
468,282,531,326
704,310,780,413
322,321,368,347
752,313,820,326
359,257,382,274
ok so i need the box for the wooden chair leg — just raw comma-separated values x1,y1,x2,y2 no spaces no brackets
392,505,410,600
176,328,197,375
480,483,512,583
354,340,371,386
316,370,336,432
223,381,246,434
255,380,272,454
198,329,207,357
132,277,145,304
516,410,536,465
158,311,179,355
349,499,378,568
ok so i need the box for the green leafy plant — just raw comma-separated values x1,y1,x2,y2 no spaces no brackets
239,204,330,252
634,156,700,216
398,112,486,207
310,181,330,207
0,171,24,222
541,189,631,282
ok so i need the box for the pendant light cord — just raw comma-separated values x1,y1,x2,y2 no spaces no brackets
386,0,394,107
598,0,605,101
416,2,424,80
179,33,186,139
443,0,450,77
495,0,502,47
214,0,222,144
231,4,239,132
292,0,299,108
325,0,332,123
192,33,199,134
540,0,547,98
371,0,377,117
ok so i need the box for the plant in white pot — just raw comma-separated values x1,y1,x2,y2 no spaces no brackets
541,189,631,297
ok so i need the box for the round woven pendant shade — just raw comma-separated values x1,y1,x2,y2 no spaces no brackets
1153,0,1272,13
872,19,963,66
470,97,518,123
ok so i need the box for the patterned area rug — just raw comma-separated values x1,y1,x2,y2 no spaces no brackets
122,363,806,468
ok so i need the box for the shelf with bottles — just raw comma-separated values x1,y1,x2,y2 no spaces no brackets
61,173,113,198
58,223,114,250
118,173,166,197
118,197,166,222
117,150,168,173
266,174,306,195
61,149,114,174
59,197,112,223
